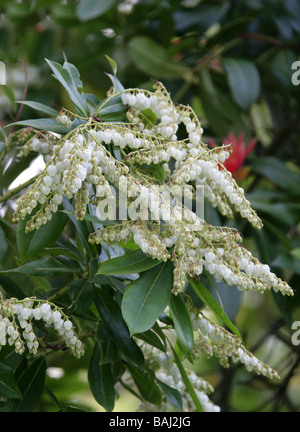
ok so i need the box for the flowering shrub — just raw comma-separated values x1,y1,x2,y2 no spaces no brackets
0,59,295,412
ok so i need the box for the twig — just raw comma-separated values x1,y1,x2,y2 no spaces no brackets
0,175,38,205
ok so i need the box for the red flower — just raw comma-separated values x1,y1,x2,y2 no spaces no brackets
209,132,257,182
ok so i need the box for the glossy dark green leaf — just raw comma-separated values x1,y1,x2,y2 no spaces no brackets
122,261,174,335
0,276,25,299
135,329,166,353
156,379,182,410
189,278,241,339
128,36,188,79
95,290,144,366
0,258,76,277
88,342,115,412
69,278,95,313
224,58,261,110
0,363,22,399
169,294,194,357
126,363,162,406
96,324,120,365
17,209,68,260
97,249,161,276
15,358,46,412
76,0,116,22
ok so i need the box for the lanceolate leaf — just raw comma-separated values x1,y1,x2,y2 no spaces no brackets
15,358,46,412
0,258,76,277
0,363,22,399
8,118,69,134
122,260,174,335
156,379,183,410
224,58,261,111
16,100,58,117
88,342,116,412
126,363,162,406
169,294,194,357
95,290,144,366
17,209,68,260
97,249,161,276
128,36,188,79
45,59,88,116
189,278,241,339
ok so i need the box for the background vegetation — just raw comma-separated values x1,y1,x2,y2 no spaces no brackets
0,0,299,412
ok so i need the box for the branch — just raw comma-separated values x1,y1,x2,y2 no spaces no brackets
0,175,38,205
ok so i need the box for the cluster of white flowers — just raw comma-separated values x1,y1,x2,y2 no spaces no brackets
118,0,141,15
0,297,84,358
18,130,56,158
14,81,294,298
189,306,279,381
57,113,73,129
135,342,220,413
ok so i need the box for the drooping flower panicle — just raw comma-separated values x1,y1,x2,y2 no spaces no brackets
12,82,293,300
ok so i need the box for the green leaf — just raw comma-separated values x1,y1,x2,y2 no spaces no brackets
96,324,120,365
169,294,194,357
223,58,261,110
17,209,68,260
135,329,166,353
0,276,25,299
105,73,125,93
15,100,58,117
0,363,22,399
128,36,188,79
0,258,76,277
105,55,118,77
189,278,242,339
15,358,46,412
45,59,88,116
156,379,182,410
140,108,157,128
252,157,300,197
97,249,161,276
126,363,162,406
272,253,300,275
122,261,174,335
69,278,95,313
8,118,70,134
88,342,115,412
0,226,8,262
95,290,144,366
76,0,116,22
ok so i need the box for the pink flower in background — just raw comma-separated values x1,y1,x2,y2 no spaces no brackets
209,132,257,182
